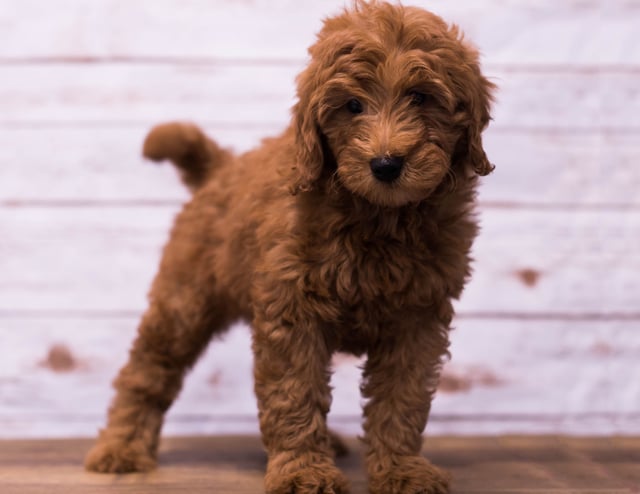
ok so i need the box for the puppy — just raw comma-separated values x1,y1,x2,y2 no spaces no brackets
85,2,494,493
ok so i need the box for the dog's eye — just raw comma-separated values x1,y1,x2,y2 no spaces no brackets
408,91,427,106
346,98,363,114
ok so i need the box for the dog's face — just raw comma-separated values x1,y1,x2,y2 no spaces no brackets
293,1,495,207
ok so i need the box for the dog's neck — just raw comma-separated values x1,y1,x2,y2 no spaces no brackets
297,171,476,242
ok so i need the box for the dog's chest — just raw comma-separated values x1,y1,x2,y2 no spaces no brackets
303,227,456,319
332,239,425,305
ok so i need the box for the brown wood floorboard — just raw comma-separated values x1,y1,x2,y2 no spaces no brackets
0,436,638,493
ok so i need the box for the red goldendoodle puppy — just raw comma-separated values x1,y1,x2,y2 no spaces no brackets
85,2,494,493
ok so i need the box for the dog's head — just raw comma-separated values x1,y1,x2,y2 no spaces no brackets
292,1,495,207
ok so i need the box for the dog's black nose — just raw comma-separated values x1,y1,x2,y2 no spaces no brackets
370,155,404,182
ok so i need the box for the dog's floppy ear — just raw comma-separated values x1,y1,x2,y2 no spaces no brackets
292,63,325,193
464,103,494,177
452,56,496,177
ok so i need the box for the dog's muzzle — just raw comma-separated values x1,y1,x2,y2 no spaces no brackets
370,155,404,182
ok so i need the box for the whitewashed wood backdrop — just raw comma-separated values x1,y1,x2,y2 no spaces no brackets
1,0,639,439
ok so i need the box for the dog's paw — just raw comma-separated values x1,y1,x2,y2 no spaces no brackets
265,452,350,494
329,429,350,458
369,456,450,494
84,438,156,473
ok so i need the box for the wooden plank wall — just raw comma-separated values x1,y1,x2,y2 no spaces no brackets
1,0,639,438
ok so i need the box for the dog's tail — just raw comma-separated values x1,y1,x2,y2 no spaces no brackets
143,122,231,192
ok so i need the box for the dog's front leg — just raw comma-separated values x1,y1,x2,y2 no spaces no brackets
362,313,452,494
253,312,350,494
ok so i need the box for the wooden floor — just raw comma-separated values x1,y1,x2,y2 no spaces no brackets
0,436,638,493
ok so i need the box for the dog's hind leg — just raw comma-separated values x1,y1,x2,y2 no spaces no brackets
329,429,350,458
85,203,234,473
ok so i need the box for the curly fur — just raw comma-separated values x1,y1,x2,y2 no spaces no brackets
85,2,495,493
